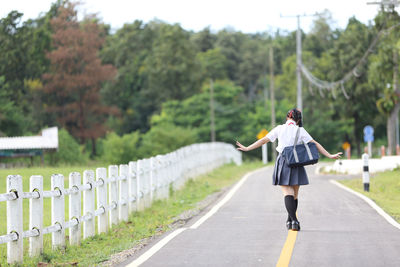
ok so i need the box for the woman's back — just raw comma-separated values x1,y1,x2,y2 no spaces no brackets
267,120,313,153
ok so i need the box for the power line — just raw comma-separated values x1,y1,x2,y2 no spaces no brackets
280,13,321,110
300,22,400,100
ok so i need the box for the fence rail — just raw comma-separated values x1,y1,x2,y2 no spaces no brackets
0,142,241,264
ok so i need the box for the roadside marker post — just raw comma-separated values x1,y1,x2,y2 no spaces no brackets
362,149,370,192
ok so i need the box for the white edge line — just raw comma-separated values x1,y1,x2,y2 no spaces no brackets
330,179,400,230
126,228,187,267
190,166,270,229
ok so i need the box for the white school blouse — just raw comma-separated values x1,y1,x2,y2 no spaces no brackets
266,119,313,153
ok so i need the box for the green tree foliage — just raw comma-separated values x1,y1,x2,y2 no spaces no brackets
101,21,201,133
140,123,198,157
0,77,25,136
197,48,228,81
151,80,248,143
191,27,216,52
368,8,400,154
45,128,87,165
0,4,60,134
101,131,141,164
303,10,336,57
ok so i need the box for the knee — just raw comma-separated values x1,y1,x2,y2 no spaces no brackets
281,186,295,196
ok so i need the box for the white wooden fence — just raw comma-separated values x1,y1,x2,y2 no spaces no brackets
0,142,241,264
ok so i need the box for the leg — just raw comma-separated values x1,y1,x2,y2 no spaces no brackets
280,185,295,196
293,185,300,199
280,186,298,224
293,185,299,218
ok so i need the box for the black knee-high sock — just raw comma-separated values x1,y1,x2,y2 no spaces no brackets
284,195,298,222
287,198,298,221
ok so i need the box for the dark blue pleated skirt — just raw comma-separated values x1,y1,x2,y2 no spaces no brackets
272,154,309,186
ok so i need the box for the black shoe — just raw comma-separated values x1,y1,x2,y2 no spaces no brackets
286,220,292,230
291,220,300,231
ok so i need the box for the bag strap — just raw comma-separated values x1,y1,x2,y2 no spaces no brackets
294,127,301,147
293,127,313,162
293,128,300,163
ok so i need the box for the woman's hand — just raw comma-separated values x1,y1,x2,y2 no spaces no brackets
329,152,343,159
236,141,248,152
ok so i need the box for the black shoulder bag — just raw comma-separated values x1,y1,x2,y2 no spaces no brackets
282,128,319,167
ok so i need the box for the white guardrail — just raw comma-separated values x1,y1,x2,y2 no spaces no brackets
0,142,242,264
326,156,400,175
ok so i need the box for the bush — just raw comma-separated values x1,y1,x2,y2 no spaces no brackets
102,131,141,164
139,123,198,157
45,129,87,165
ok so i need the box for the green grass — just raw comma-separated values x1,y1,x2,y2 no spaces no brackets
0,161,264,266
339,168,400,223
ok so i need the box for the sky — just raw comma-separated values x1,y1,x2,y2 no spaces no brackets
0,0,389,34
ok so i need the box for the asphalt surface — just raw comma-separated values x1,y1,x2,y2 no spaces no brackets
120,165,400,267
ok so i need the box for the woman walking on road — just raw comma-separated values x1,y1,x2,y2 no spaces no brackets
236,108,342,231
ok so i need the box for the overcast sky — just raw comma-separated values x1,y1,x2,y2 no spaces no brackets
0,0,388,33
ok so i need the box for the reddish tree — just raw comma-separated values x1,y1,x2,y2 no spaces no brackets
42,2,117,155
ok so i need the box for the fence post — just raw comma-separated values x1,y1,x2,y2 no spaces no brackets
7,175,23,264
69,172,81,246
143,159,151,208
96,168,108,234
128,161,137,213
136,160,144,211
83,170,95,239
160,156,168,199
51,174,65,249
109,165,119,226
29,175,43,257
154,156,162,200
150,157,155,202
119,164,129,222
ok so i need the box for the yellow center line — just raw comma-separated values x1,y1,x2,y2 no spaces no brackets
276,230,298,267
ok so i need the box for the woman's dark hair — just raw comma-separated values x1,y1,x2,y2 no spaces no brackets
287,108,303,127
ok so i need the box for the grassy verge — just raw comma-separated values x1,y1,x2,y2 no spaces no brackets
339,168,400,223
0,161,265,266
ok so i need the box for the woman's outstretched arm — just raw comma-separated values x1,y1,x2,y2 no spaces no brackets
310,140,342,159
236,136,271,152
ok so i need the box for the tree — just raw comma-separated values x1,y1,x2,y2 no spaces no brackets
0,77,25,136
237,38,269,100
0,2,62,135
303,10,336,57
369,8,400,155
314,18,378,155
42,2,117,156
101,131,141,164
191,27,216,52
139,123,198,157
101,20,201,133
151,80,249,143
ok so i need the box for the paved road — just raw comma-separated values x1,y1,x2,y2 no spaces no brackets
121,165,400,267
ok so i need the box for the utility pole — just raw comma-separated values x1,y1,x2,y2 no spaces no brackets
281,13,319,111
269,46,276,161
367,0,399,7
296,15,302,111
210,79,216,142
